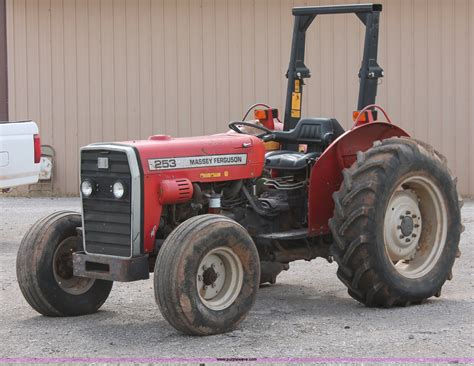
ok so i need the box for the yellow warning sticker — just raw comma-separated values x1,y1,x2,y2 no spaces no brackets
294,80,300,93
291,109,301,118
264,141,281,151
200,172,221,179
292,92,301,111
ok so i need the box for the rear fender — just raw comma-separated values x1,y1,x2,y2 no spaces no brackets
307,122,409,236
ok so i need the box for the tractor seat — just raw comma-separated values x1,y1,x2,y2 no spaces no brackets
265,150,320,171
266,117,345,151
264,117,344,171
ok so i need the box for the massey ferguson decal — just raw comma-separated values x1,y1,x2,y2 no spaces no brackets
148,154,248,171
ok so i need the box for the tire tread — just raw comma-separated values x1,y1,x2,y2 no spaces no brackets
329,137,462,307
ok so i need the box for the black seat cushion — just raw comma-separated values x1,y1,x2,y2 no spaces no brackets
265,150,320,171
264,117,344,171
270,118,345,152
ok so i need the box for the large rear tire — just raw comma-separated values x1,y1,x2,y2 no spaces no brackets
17,211,113,316
329,137,463,307
154,215,260,335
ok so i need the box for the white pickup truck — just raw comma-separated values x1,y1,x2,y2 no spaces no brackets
0,121,41,189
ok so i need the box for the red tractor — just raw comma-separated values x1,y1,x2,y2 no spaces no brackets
17,3,462,336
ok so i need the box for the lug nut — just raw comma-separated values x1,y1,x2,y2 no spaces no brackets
198,275,202,282
405,238,410,243
400,215,405,220
211,283,216,288
406,211,411,215
412,234,416,238
415,224,420,228
397,225,401,229
211,264,215,269
412,214,417,218
202,265,207,270
399,235,404,239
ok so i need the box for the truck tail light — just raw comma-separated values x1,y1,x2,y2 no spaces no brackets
34,134,41,164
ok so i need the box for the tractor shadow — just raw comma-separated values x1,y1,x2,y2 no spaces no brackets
253,281,457,317
17,281,466,352
85,283,461,345
256,282,357,314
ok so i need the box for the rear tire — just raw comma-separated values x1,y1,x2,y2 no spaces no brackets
17,211,113,316
154,215,260,335
329,137,463,307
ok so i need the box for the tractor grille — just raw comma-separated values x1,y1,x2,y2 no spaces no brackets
81,149,133,257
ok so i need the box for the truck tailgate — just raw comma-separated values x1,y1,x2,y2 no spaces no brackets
0,121,41,189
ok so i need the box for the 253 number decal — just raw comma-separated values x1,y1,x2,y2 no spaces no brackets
152,159,177,170
148,154,247,171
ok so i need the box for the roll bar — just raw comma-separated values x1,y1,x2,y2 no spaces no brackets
283,3,383,131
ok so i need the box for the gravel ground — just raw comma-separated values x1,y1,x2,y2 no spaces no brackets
0,197,473,360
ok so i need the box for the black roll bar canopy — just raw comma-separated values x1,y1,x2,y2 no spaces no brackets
283,3,383,131
292,3,382,16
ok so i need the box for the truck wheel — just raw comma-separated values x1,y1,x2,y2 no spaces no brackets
329,137,463,307
154,215,260,335
17,211,113,316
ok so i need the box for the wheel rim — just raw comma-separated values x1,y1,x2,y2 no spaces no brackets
196,247,243,311
53,237,95,295
383,175,448,279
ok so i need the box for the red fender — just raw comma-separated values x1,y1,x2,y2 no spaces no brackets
307,122,409,236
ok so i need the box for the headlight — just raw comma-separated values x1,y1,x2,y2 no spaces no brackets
112,181,125,199
81,179,94,197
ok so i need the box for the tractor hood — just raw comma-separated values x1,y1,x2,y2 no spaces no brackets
81,133,266,254
121,133,266,182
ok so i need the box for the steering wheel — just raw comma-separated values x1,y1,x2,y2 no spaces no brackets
228,121,272,139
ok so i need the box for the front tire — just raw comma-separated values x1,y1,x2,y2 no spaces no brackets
17,211,113,316
329,137,463,307
154,215,260,335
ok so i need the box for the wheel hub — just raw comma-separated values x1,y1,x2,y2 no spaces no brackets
383,175,448,279
196,247,243,311
52,237,94,295
384,190,422,261
202,267,218,286
400,216,414,237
